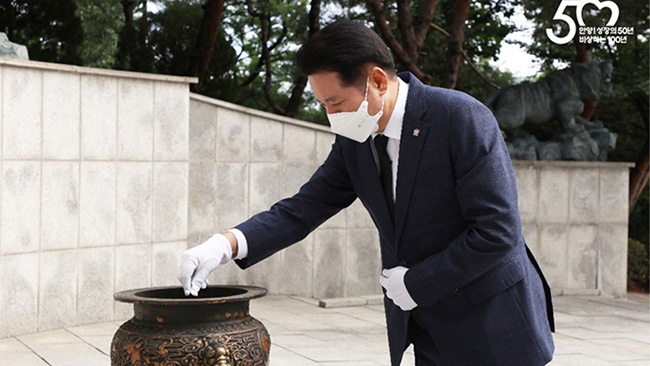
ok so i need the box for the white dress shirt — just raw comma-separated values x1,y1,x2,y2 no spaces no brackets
373,77,409,202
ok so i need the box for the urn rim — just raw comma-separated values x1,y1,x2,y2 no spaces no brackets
113,285,267,306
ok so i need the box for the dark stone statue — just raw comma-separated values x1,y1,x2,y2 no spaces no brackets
484,60,617,161
0,33,29,60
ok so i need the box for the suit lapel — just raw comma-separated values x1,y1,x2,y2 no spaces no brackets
394,88,430,249
350,72,430,257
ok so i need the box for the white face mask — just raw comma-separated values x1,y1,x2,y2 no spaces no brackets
327,77,384,143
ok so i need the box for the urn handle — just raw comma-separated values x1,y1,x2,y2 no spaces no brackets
215,346,232,366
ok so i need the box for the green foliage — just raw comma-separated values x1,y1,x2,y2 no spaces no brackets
193,32,240,103
629,185,649,246
0,0,83,64
147,0,206,75
218,0,311,112
628,237,649,292
313,0,522,99
454,57,516,101
115,0,155,72
457,0,522,62
76,0,123,68
405,0,522,98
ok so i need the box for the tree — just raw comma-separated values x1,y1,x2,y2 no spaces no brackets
0,0,83,65
76,0,123,68
100,0,518,123
442,0,470,89
220,0,320,118
186,0,226,92
284,0,322,117
364,0,519,94
146,0,239,95
115,0,154,71
245,0,291,114
366,0,436,81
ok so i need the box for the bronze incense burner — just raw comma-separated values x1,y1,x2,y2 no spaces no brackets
111,285,270,366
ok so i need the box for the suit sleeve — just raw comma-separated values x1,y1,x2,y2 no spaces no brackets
404,95,523,308
234,138,357,268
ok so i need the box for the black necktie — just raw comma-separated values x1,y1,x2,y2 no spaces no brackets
374,135,395,218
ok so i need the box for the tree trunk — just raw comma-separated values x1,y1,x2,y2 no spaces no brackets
284,0,321,118
122,0,135,24
414,0,438,53
366,0,434,81
261,16,285,114
115,0,136,70
442,0,470,89
187,0,225,92
396,0,417,61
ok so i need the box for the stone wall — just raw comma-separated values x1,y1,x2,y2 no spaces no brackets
514,160,632,297
0,58,632,339
0,59,194,338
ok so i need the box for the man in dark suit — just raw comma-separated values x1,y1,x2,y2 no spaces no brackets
178,20,555,365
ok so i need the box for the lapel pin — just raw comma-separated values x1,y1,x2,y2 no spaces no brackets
413,128,420,137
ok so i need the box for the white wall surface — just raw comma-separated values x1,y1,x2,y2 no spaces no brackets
0,59,193,337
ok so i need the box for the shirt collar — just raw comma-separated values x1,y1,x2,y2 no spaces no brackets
379,77,408,141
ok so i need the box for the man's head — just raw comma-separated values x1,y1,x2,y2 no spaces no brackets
297,20,399,140
296,20,396,89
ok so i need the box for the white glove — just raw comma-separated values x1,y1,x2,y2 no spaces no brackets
380,266,417,311
178,234,232,296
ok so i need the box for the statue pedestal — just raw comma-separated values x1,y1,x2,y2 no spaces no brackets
506,121,617,162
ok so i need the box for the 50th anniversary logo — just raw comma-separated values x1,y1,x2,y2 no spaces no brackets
546,0,634,45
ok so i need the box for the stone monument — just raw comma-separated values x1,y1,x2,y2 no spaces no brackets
485,60,617,161
0,32,29,60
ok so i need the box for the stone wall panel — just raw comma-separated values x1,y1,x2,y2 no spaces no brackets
81,75,117,160
0,253,38,337
41,162,79,251
3,67,41,159
39,250,78,331
118,79,153,160
1,161,40,254
43,72,79,160
77,247,114,324
80,162,116,247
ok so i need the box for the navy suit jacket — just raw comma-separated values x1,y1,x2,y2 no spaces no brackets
236,73,555,365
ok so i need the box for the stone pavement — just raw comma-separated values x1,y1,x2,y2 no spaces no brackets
0,294,648,365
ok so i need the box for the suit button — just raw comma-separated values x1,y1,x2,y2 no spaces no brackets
399,260,407,266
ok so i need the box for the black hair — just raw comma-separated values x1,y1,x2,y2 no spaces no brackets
296,20,396,88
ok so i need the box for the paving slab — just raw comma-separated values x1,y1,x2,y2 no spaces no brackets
0,294,647,365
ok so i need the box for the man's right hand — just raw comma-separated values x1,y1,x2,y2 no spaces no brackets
178,234,233,296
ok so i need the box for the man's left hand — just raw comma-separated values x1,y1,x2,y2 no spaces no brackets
380,266,417,311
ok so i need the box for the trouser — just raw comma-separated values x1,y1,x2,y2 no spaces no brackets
410,309,442,366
